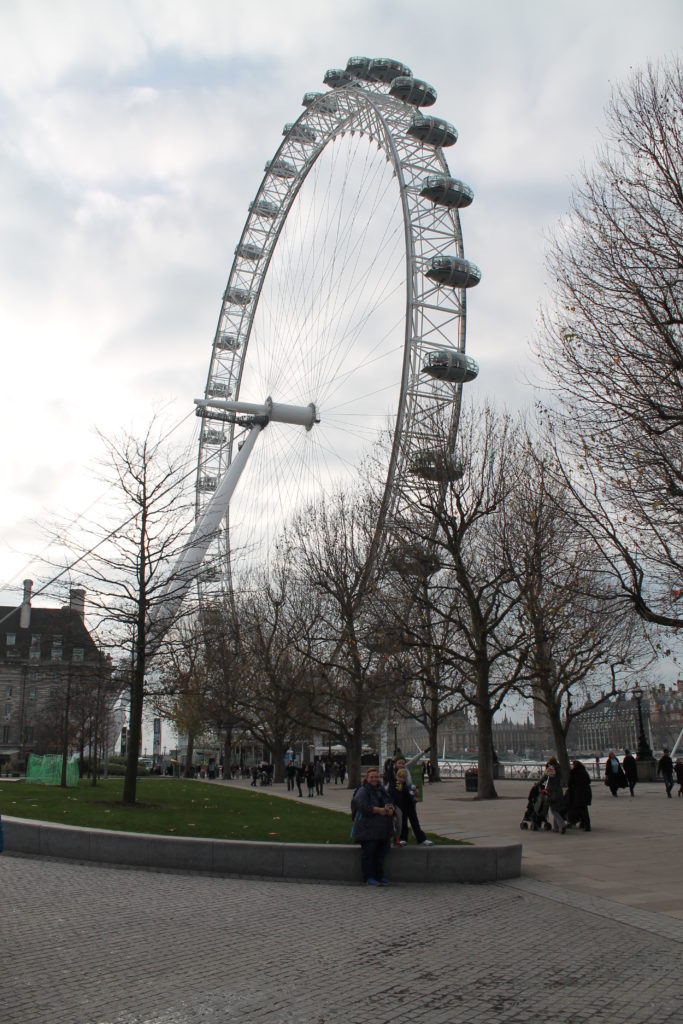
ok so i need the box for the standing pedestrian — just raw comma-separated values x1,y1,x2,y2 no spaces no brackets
566,759,592,831
351,767,395,886
545,764,567,833
657,748,675,798
295,763,304,798
387,768,433,846
286,760,296,792
622,749,637,797
314,758,325,796
305,762,315,798
674,757,683,797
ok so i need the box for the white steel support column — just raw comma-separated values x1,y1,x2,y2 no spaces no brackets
149,395,318,652
149,420,264,645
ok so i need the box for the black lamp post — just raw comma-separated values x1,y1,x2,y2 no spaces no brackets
633,686,653,761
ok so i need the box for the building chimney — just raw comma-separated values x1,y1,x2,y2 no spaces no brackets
19,579,33,629
69,587,86,622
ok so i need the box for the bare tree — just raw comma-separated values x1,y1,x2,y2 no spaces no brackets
60,418,194,803
238,552,316,781
401,404,528,799
371,543,464,782
200,600,249,776
505,436,643,780
291,489,395,788
537,58,683,629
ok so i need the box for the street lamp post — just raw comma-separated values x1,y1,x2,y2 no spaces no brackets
632,685,655,781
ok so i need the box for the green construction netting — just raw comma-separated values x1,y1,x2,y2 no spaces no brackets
26,754,79,787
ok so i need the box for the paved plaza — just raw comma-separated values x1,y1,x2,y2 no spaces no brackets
2,776,682,1024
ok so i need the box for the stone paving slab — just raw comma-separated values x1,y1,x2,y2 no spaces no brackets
256,775,683,919
1,854,681,1024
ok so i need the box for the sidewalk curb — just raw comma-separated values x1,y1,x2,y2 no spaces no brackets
3,816,522,883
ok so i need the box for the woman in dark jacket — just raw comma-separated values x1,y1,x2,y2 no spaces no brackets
604,750,626,796
566,759,592,831
352,768,395,885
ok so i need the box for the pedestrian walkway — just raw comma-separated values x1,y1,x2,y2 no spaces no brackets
2,774,682,1024
225,773,683,920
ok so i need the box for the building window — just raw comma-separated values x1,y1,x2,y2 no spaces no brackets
29,634,41,662
4,704,11,718
49,688,58,698
72,647,84,663
28,687,36,700
5,687,12,697
51,636,63,661
6,633,15,647
2,726,9,743
23,726,34,743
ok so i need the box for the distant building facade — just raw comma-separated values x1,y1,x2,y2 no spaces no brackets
0,581,114,767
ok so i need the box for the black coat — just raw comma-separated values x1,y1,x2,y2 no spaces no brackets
622,754,637,783
567,762,592,816
352,781,394,842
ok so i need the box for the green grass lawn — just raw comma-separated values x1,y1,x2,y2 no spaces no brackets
0,778,454,844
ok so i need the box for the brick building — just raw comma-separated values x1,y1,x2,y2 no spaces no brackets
0,581,114,768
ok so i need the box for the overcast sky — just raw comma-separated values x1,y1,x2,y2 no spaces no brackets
1,0,681,616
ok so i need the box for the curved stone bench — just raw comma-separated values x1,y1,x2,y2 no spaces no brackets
3,816,521,883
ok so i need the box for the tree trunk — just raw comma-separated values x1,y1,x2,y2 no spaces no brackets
223,728,232,779
346,718,364,789
428,690,441,782
271,736,286,782
475,702,498,800
184,731,196,778
547,700,570,784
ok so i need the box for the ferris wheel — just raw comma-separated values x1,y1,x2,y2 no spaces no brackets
190,56,481,600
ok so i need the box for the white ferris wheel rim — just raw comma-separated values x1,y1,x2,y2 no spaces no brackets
195,59,478,595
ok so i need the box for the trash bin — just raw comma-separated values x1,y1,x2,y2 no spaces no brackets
465,768,478,793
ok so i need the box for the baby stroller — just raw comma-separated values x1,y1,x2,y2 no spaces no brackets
520,781,552,831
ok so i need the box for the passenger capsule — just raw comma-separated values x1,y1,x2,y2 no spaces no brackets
198,476,217,492
323,68,355,89
265,159,298,179
420,174,473,209
207,382,232,399
225,287,251,306
202,429,225,445
302,91,338,114
235,243,263,261
410,451,465,483
426,256,481,289
422,350,479,384
345,56,373,79
215,333,241,351
389,76,437,107
283,122,317,144
366,58,412,83
388,544,440,577
249,199,279,218
408,114,458,147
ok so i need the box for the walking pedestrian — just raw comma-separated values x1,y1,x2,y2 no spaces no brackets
622,749,637,797
295,763,304,798
604,751,627,796
657,748,675,798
